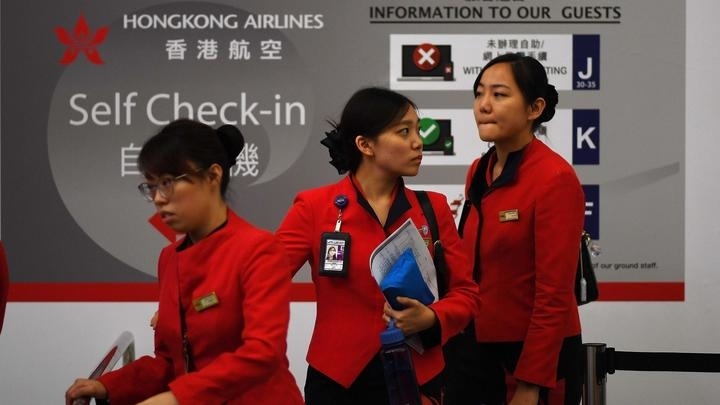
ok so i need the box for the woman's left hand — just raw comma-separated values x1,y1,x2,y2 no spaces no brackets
382,297,437,335
508,380,540,405
136,391,179,405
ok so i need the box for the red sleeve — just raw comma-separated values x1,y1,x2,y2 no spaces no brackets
276,192,315,276
426,193,480,344
98,248,174,404
513,171,584,388
97,355,174,404
168,234,293,403
0,242,9,334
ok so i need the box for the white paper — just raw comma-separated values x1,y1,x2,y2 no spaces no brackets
369,218,439,302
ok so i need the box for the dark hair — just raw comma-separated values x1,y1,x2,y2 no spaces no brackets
472,53,558,132
321,87,417,174
137,118,245,196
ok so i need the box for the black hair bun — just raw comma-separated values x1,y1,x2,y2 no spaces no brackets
539,84,558,124
216,124,245,164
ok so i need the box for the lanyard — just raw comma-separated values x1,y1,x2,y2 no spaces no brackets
334,194,348,231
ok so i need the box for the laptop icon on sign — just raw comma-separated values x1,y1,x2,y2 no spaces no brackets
419,118,454,155
399,43,454,81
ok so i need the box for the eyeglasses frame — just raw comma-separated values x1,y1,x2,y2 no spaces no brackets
137,167,206,202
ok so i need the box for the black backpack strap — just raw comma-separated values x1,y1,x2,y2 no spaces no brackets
415,190,439,243
414,190,448,297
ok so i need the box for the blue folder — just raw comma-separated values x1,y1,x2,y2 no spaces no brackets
380,248,435,310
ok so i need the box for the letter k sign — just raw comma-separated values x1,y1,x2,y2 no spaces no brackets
55,14,109,65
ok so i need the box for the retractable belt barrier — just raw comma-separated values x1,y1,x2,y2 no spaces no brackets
582,343,720,405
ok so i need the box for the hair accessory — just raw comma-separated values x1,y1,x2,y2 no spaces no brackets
321,128,351,174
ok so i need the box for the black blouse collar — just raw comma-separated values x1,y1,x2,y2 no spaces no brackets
176,219,229,252
349,175,411,230
468,142,529,205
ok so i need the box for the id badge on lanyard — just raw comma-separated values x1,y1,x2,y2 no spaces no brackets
319,195,351,277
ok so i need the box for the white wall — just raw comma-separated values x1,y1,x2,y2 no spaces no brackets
2,1,719,403
0,303,315,403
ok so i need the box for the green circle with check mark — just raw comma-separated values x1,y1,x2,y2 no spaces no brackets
418,117,440,146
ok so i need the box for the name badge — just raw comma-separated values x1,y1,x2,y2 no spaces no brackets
319,231,351,277
499,209,519,222
193,292,219,312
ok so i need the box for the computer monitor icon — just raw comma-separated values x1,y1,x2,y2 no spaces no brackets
399,43,454,81
419,118,454,155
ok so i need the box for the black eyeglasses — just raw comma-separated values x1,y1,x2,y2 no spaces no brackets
137,168,205,202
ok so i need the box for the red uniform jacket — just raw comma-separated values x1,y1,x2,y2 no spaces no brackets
276,176,479,388
459,139,584,389
99,210,303,404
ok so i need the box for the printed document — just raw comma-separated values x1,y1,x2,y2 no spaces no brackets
369,218,439,302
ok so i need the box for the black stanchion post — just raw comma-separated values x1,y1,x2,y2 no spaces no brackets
583,343,607,405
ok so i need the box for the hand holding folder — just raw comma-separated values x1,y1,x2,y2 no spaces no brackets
370,219,439,354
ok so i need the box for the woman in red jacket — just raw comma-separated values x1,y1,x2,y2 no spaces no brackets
447,54,585,405
276,87,479,404
65,119,303,405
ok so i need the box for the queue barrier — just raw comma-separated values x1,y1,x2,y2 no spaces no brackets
583,343,720,404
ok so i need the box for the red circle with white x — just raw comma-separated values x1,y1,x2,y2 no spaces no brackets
412,43,440,71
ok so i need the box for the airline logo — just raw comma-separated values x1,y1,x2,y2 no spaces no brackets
55,14,109,65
